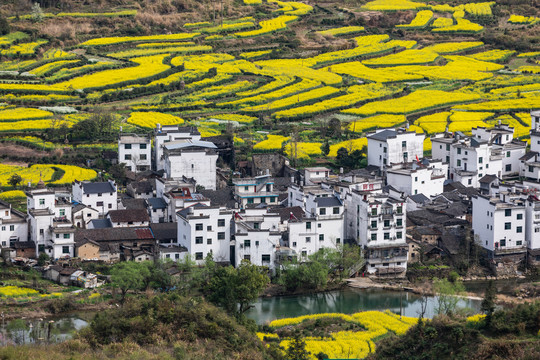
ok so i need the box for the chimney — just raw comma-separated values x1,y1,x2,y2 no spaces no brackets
339,167,343,174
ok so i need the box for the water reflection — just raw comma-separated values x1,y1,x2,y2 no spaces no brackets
246,288,482,325
0,315,89,346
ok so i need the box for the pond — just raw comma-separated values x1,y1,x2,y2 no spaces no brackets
245,287,483,325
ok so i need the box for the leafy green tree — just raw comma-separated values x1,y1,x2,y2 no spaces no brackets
37,253,50,266
31,3,44,22
8,173,22,189
0,14,10,35
286,332,310,360
206,260,269,316
70,111,119,141
110,262,146,303
481,280,496,325
433,278,465,316
321,140,330,156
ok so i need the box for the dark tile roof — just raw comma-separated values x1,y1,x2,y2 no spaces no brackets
199,187,236,208
11,241,35,249
268,206,305,222
82,182,115,194
89,219,112,229
72,203,87,213
479,174,498,184
151,222,177,241
159,245,186,253
121,198,147,210
130,180,155,194
520,151,538,161
314,196,342,207
147,197,167,209
367,129,396,141
413,226,441,236
409,193,429,204
108,209,150,223
75,227,154,243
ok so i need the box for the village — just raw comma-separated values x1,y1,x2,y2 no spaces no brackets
0,111,538,289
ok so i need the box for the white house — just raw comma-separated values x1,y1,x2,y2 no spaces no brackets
303,167,331,186
233,174,279,208
176,204,232,264
72,180,118,215
154,125,201,171
72,203,99,228
106,209,150,228
525,194,540,265
472,192,527,258
367,128,425,169
27,189,76,259
345,190,407,275
163,140,218,190
529,110,540,153
386,160,446,198
118,134,151,172
0,200,28,249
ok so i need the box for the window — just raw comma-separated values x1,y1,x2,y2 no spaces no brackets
207,225,212,231
516,241,523,246
457,159,461,166
40,229,44,235
218,219,225,227
505,164,511,172
336,238,341,244
402,141,407,148
499,239,506,247
396,206,403,214
517,213,523,220
320,208,326,215
306,237,311,243
446,144,450,151
195,252,203,260
207,238,212,245
124,144,132,149
218,232,225,240
96,201,103,207
486,164,489,168
384,220,390,228
255,241,259,246
383,147,387,153
318,223,321,228
397,232,402,239
319,234,324,241
244,186,249,191
517,226,523,233
396,218,402,227
505,209,511,217
56,234,60,238
247,198,254,204
292,242,296,247
195,223,203,231
262,254,271,263
39,199,45,205
108,203,112,209
504,222,511,230
253,222,259,229
529,166,534,173
457,148,461,155
371,208,377,216
244,255,251,261
333,207,339,214
468,179,472,185
260,197,266,203
195,237,203,244
371,220,377,229
506,151,510,158
124,154,131,160
370,233,377,241
62,246,70,254
140,144,147,149
63,234,70,239
59,209,65,216
384,233,390,240
0,226,4,231
306,222,311,230
9,225,14,231
140,154,147,160
244,240,251,248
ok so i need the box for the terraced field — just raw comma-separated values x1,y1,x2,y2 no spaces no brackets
0,0,538,173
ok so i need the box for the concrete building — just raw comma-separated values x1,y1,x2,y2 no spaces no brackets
0,200,28,250
367,128,425,169
163,140,218,190
233,174,279,208
176,204,233,264
118,134,151,172
72,180,118,215
386,160,446,198
154,125,201,171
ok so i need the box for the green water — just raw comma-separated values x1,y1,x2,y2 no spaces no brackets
245,287,482,325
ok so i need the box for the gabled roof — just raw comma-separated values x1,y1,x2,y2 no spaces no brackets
520,151,538,162
151,222,177,241
479,174,498,184
75,227,154,243
409,193,429,204
367,129,396,141
164,140,217,150
121,198,147,210
81,182,115,194
89,219,112,229
129,180,155,194
108,209,149,223
268,206,305,222
147,197,167,209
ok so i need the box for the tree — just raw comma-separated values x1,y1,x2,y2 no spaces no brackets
321,140,330,156
481,280,496,325
8,174,22,189
433,278,465,316
0,14,10,35
286,332,310,360
70,110,119,141
328,118,342,138
31,2,44,22
110,262,146,303
206,260,269,316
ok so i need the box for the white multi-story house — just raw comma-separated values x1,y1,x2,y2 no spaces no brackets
304,193,345,246
27,189,76,259
163,140,218,190
106,209,150,228
519,111,540,183
72,204,99,228
529,110,540,153
303,167,331,186
118,134,151,172
233,174,279,208
525,194,540,265
386,160,447,198
472,192,527,259
176,204,232,264
72,180,118,215
234,208,281,269
288,183,333,208
345,190,407,275
154,125,201,171
367,128,425,169
0,200,28,248
323,175,384,200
